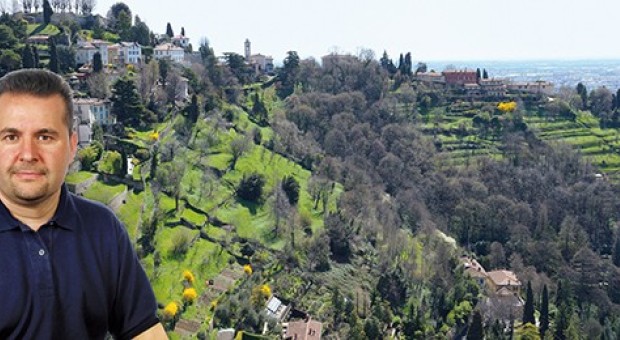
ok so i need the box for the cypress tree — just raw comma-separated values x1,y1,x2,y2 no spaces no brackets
43,0,53,25
21,44,35,68
540,284,549,338
482,68,489,79
48,37,58,73
93,51,103,73
466,310,484,340
181,27,185,36
522,281,535,325
32,46,40,67
166,22,173,37
613,232,620,267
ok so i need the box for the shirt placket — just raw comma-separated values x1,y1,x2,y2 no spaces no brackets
23,228,55,300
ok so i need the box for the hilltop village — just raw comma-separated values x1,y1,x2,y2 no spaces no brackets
2,1,620,340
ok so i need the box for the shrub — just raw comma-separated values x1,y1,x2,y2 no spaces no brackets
183,288,198,304
163,302,179,319
183,270,195,284
281,176,300,205
236,173,265,202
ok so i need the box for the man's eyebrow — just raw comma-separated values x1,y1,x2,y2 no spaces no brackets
36,128,60,135
0,127,19,134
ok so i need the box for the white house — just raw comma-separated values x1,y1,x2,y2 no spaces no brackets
153,43,185,63
76,39,109,66
249,53,274,74
171,35,190,48
110,42,143,66
74,98,115,126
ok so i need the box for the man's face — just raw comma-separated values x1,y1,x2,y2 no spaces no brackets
0,93,77,206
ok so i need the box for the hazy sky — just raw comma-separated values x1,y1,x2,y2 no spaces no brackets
95,0,620,63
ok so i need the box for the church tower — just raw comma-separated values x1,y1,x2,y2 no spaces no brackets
244,39,251,60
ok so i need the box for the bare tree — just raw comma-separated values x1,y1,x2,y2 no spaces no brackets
138,60,159,101
270,182,291,237
87,73,110,99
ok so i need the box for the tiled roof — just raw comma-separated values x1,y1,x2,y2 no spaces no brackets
487,270,521,287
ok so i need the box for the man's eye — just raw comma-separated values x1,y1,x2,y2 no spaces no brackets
3,135,17,141
38,135,53,141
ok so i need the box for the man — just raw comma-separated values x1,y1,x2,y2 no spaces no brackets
0,69,167,339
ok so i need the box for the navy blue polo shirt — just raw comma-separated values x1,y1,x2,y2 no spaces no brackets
0,185,160,339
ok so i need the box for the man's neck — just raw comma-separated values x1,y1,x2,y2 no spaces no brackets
1,193,60,231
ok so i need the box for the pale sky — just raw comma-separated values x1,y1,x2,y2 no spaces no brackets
94,0,620,63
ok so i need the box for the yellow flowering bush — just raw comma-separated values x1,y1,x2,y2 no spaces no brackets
243,264,253,275
260,284,271,297
497,101,517,113
163,302,178,319
251,284,272,307
149,131,159,141
183,270,195,284
183,288,198,304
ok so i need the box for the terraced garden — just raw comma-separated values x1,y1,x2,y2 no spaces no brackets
418,102,620,181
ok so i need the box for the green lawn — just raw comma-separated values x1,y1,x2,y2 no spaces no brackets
65,171,96,185
82,181,126,205
27,23,60,36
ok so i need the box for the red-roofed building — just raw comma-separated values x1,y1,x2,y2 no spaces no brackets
283,318,322,340
443,69,478,86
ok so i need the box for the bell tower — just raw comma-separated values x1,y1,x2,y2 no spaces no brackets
244,39,251,60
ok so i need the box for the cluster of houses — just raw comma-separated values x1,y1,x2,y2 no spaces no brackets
54,35,274,148
461,256,524,325
416,69,554,98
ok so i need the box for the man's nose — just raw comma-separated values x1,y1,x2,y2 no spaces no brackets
19,138,38,162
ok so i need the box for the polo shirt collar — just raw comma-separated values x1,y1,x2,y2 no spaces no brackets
0,184,79,232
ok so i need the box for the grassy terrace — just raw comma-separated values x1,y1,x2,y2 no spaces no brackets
65,170,96,185
82,180,126,205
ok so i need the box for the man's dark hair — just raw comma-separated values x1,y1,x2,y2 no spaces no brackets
0,69,74,135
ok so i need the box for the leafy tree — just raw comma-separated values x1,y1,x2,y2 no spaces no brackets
165,22,173,37
326,212,353,261
131,16,151,46
117,10,132,41
107,2,132,32
281,175,300,205
224,52,252,84
228,135,251,170
522,281,535,325
21,44,35,69
0,49,21,76
539,284,549,338
56,45,75,73
363,317,380,340
276,51,300,99
466,310,484,340
236,173,265,202
43,0,53,24
111,77,156,129
483,69,489,79
306,232,331,271
180,27,185,36
155,158,186,212
515,322,541,340
0,25,17,50
97,150,123,176
250,92,268,125
93,51,103,73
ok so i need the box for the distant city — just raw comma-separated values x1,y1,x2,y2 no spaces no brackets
425,59,620,91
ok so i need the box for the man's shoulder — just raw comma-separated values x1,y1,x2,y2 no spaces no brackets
62,190,125,234
68,191,117,217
